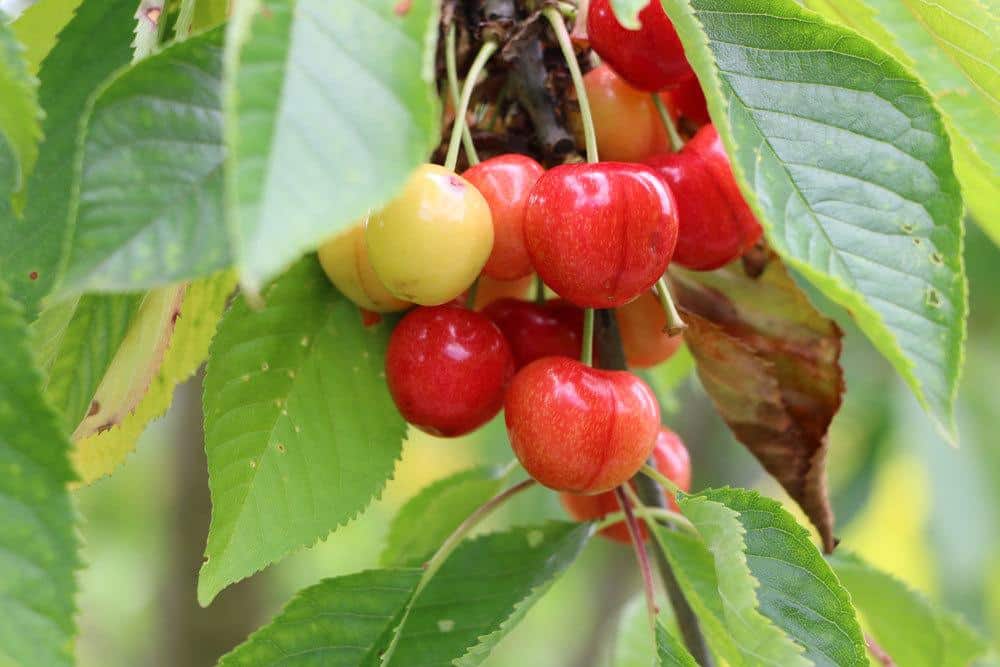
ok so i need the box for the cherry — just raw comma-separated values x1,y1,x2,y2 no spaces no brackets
524,163,678,308
659,76,710,127
318,224,410,312
615,290,683,368
587,0,695,92
561,426,691,542
584,64,669,162
482,298,593,369
386,304,514,437
463,155,545,281
366,164,493,306
646,124,762,270
470,274,535,310
504,357,660,493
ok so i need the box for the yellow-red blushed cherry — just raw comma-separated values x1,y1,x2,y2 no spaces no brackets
560,427,691,542
386,304,514,437
366,164,493,306
504,357,660,493
584,64,670,162
463,155,545,281
523,163,678,308
615,290,684,368
317,224,409,313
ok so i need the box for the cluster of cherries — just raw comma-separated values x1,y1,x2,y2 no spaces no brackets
318,0,761,541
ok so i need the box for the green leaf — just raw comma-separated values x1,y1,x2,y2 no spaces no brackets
0,280,79,667
682,488,868,666
0,0,136,315
34,293,143,431
829,550,990,667
71,271,235,484
218,568,422,667
199,258,405,605
10,0,83,76
383,522,593,666
193,0,228,32
644,344,694,414
223,0,441,294
0,14,41,201
381,464,509,567
657,621,698,667
802,0,1000,242
660,0,966,443
56,25,228,295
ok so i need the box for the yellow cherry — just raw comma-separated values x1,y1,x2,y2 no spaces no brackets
317,223,410,312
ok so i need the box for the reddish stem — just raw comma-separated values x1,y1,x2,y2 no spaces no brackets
615,486,659,633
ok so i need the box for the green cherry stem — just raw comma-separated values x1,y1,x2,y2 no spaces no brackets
465,278,480,309
652,93,685,153
445,39,497,172
535,275,546,304
655,277,687,336
543,6,599,164
581,307,595,366
379,478,536,666
593,505,693,533
615,486,659,653
641,462,682,497
174,0,196,40
445,23,480,166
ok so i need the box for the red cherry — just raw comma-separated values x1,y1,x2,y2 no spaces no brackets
560,427,691,542
464,155,545,281
659,76,710,126
504,357,660,493
386,304,514,437
524,163,678,308
587,0,695,92
584,64,670,162
646,124,762,270
615,290,683,368
482,298,594,369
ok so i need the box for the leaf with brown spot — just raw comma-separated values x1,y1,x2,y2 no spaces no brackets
671,250,843,552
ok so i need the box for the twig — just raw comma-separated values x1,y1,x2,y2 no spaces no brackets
616,486,659,657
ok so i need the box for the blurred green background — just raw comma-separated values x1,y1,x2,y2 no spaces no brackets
75,225,1000,666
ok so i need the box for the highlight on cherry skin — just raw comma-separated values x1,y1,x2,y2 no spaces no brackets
463,154,545,281
561,426,692,542
523,162,679,308
504,356,661,494
317,223,410,313
584,63,670,162
615,289,684,368
587,0,695,92
365,163,494,306
646,124,763,270
385,303,514,438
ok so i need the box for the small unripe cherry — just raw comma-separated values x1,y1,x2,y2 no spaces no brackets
524,163,678,308
584,64,669,162
482,298,592,369
646,124,762,270
560,427,691,542
615,290,683,368
386,304,514,437
463,155,545,281
317,224,409,312
366,164,494,305
504,357,660,493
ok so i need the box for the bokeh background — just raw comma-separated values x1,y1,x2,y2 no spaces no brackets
72,223,1000,666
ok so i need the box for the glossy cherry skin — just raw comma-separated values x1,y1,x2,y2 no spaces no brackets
470,274,535,310
482,298,591,369
386,304,514,437
561,427,691,542
318,224,410,313
584,64,669,162
463,155,545,281
660,76,710,127
587,0,695,92
615,290,683,368
524,163,679,308
646,125,762,270
504,357,660,493
366,164,493,306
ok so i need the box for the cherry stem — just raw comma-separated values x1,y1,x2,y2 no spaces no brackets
445,39,497,172
641,463,682,498
652,93,685,153
655,277,687,336
581,308,595,366
615,486,659,653
465,278,480,309
445,23,480,166
556,1,577,18
379,478,536,666
534,275,546,304
543,6,599,163
594,501,696,535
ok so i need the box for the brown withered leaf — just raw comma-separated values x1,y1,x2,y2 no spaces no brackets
671,250,843,552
